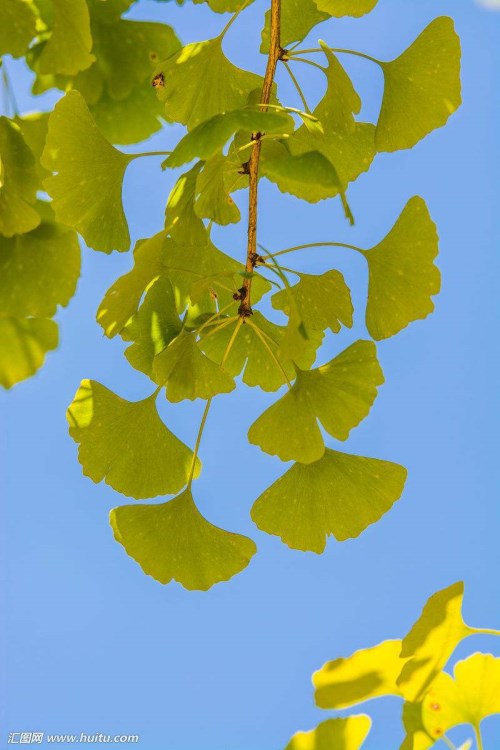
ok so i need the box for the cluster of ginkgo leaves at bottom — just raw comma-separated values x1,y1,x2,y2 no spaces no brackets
283,582,500,750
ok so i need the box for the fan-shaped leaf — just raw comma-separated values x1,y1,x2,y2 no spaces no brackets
13,113,51,181
0,318,58,389
262,149,341,202
0,117,40,237
363,197,440,340
0,0,36,58
284,716,371,750
165,162,207,245
110,488,256,590
314,0,378,16
42,91,133,253
261,0,327,52
67,380,199,499
37,0,95,76
194,154,241,225
376,17,462,152
249,341,383,464
252,450,407,553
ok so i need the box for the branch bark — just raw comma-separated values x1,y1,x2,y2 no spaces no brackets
238,0,281,317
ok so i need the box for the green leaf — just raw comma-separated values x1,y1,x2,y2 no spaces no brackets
13,113,51,181
314,0,378,16
0,116,40,237
248,341,384,464
283,716,371,750
153,38,264,129
37,0,95,76
165,162,207,245
192,0,255,11
363,197,440,340
122,276,182,377
314,640,407,709
376,17,462,152
0,317,58,389
397,582,477,702
90,85,166,146
261,0,327,52
251,450,407,553
0,205,80,318
271,270,353,335
262,149,342,203
194,154,241,226
67,380,199,499
110,488,257,590
0,0,37,58
153,330,236,402
42,91,133,252
97,231,166,338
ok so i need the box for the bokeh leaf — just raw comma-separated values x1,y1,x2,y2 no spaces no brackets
283,716,371,750
0,318,58,389
110,488,256,590
0,0,36,58
37,0,95,76
0,116,40,237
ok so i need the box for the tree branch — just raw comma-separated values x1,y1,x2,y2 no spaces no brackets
238,0,281,317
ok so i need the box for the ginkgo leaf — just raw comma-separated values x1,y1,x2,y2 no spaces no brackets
262,149,341,202
314,0,378,16
397,582,476,702
0,0,36,58
0,205,80,318
165,109,292,168
261,0,327,52
97,232,166,338
14,113,51,181
0,116,40,237
363,197,440,340
376,17,462,152
153,330,236,402
0,318,58,389
67,380,199,499
90,85,166,146
249,341,383,464
42,91,133,253
192,0,255,11
200,312,321,392
165,162,207,245
122,276,182,377
154,38,264,129
110,488,257,590
251,450,407,553
314,640,407,709
284,716,371,750
194,154,241,225
37,0,95,76
272,270,353,335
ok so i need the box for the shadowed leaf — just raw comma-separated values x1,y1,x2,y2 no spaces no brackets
284,716,371,750
0,318,58,389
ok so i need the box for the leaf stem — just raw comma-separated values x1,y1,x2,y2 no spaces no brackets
130,151,172,160
239,0,281,317
288,57,326,73
263,240,365,259
200,315,240,343
246,318,292,389
289,47,381,66
196,302,236,336
442,735,458,750
219,0,253,39
283,61,311,113
474,725,484,750
473,627,500,637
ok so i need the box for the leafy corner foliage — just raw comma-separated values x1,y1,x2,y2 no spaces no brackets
1,0,463,591
284,582,500,750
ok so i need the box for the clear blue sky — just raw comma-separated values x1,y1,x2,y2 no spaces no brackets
1,1,499,748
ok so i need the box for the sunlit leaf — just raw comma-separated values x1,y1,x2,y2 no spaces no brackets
249,341,383,464
153,330,236,402
284,716,371,750
165,162,207,245
194,154,241,225
376,17,462,152
90,85,166,146
252,450,407,553
262,149,341,202
110,488,257,590
0,317,58,389
67,380,199,499
42,91,133,252
314,0,378,16
0,0,36,58
0,116,40,237
314,640,407,709
192,0,255,11
363,197,440,340
261,0,327,52
37,0,95,76
154,38,264,129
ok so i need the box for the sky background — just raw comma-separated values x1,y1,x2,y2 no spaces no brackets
1,0,499,748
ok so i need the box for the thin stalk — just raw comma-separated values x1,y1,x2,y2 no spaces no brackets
246,318,292,389
473,627,500,637
130,151,172,159
200,315,239,343
239,0,281,317
283,61,310,113
474,726,484,750
289,47,381,66
261,102,320,122
196,302,236,336
219,0,253,38
264,240,365,259
442,735,458,750
289,57,326,73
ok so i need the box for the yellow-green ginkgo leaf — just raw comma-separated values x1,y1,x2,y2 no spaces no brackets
67,380,199,499
363,197,440,340
284,716,371,750
37,0,95,76
122,275,182,377
153,330,235,402
154,38,264,130
90,85,165,146
165,108,292,168
165,162,207,245
262,149,342,203
42,91,133,253
314,640,407,709
97,231,166,338
314,0,378,16
0,116,40,237
110,488,256,590
192,0,256,11
0,205,80,318
0,317,58,389
272,270,353,335
14,113,51,181
251,449,407,553
397,582,476,702
249,341,383,464
261,0,327,52
0,0,37,58
194,154,241,225
376,17,462,152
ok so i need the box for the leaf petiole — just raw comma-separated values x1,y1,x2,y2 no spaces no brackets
283,61,311,113
289,47,381,66
246,318,292,390
264,240,365,259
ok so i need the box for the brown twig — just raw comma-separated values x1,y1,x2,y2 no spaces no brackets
238,0,281,318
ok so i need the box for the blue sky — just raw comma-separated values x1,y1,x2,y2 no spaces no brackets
1,1,499,749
